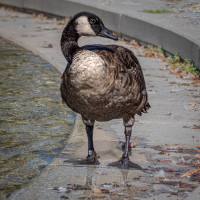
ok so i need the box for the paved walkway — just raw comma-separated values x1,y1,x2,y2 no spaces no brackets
0,7,199,200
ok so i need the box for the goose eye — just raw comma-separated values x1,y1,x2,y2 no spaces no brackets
90,18,96,24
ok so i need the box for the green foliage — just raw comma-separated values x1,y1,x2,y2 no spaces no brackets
166,55,200,76
166,56,173,62
166,54,181,64
157,45,163,53
173,54,181,63
132,39,200,77
146,45,154,52
187,63,200,75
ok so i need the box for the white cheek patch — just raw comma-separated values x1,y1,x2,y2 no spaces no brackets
76,16,96,36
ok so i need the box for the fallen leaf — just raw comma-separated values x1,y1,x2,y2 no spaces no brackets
181,167,200,177
177,161,184,165
160,160,172,163
32,13,37,18
193,125,200,130
170,81,177,84
165,169,175,173
96,172,104,175
156,177,165,181
92,188,102,194
165,143,179,146
187,103,195,106
92,195,105,199
135,138,144,140
71,184,77,190
142,189,147,192
129,142,136,148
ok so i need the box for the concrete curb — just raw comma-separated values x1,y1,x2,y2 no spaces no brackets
0,0,199,69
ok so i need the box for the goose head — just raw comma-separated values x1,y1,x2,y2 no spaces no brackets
72,12,118,40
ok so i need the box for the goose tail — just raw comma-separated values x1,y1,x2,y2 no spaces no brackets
137,90,151,116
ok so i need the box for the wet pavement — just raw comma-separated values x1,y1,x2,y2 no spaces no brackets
0,37,75,199
8,115,200,200
0,6,199,200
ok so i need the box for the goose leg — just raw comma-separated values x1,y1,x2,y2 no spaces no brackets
109,117,141,169
74,119,100,165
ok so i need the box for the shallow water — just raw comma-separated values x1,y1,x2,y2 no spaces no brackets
0,37,75,199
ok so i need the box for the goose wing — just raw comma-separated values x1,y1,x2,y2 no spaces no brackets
82,44,144,90
82,44,150,115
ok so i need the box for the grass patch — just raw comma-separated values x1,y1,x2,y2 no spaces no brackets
166,55,200,76
139,9,174,13
134,43,200,78
121,38,200,79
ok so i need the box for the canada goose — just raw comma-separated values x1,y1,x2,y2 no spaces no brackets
60,12,150,169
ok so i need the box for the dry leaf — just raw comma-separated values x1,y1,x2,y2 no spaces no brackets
92,188,102,194
135,138,144,140
156,177,165,181
165,169,175,173
165,144,179,146
177,161,184,165
187,103,195,106
160,160,172,163
71,184,77,190
181,167,200,177
193,125,200,130
92,195,105,199
96,172,104,175
32,13,37,18
129,142,136,148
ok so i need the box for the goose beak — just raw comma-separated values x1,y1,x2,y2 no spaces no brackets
99,26,118,40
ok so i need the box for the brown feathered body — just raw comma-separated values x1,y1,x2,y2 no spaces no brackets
61,44,150,122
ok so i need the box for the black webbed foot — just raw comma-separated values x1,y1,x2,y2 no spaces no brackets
108,156,141,170
74,150,100,165
109,117,142,170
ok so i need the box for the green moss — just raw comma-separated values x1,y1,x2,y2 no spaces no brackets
139,9,174,13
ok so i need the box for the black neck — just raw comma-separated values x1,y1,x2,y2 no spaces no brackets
60,22,80,63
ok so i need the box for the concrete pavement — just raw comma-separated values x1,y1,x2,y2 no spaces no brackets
0,6,199,200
